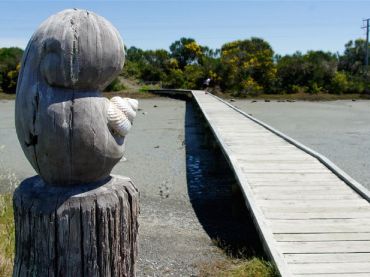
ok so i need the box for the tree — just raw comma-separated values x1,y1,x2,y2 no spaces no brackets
126,46,145,63
114,37,370,95
169,38,203,69
124,47,173,83
276,52,306,92
0,47,23,93
6,63,20,93
339,39,367,75
162,69,185,88
220,38,276,94
304,51,337,91
139,49,171,82
183,64,204,89
276,51,337,93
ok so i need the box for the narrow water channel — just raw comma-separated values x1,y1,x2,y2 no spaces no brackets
185,100,265,258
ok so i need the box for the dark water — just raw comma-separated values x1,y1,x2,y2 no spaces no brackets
184,100,265,258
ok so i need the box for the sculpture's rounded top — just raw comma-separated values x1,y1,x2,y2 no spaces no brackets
35,8,125,91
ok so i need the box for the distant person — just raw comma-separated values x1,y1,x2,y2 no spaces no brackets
203,77,211,90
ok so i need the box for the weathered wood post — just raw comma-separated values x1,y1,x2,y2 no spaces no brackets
13,9,139,276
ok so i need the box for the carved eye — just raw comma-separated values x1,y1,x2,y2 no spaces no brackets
40,39,66,87
40,52,62,87
43,38,61,53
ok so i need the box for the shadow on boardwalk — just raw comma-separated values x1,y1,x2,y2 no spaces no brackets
184,100,265,258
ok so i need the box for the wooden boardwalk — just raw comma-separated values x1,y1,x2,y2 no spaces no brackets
191,90,370,277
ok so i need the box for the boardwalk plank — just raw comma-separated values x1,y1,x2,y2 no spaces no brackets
255,193,360,200
262,206,370,213
278,241,370,253
285,253,370,263
270,219,370,233
275,233,370,242
290,262,370,274
294,272,370,277
246,177,343,185
252,186,354,194
264,210,370,219
241,162,327,170
257,199,368,208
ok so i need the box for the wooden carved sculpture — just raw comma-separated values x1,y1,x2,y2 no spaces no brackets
13,9,139,277
15,8,138,185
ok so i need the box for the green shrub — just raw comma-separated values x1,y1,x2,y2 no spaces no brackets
290,85,308,94
242,77,263,96
122,60,141,79
162,69,185,88
347,78,366,94
183,64,205,89
0,47,23,94
139,84,160,92
309,82,322,94
105,78,126,92
330,71,349,94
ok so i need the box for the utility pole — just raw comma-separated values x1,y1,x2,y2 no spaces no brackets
362,18,370,72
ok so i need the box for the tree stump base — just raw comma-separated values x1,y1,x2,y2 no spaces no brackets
13,175,139,277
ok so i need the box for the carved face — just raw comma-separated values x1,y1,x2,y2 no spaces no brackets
15,9,129,186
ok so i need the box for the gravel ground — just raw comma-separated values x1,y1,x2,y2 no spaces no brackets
230,99,370,190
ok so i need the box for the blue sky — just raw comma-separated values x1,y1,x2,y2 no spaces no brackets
0,0,369,55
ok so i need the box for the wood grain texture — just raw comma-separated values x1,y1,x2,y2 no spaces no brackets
275,233,370,242
285,253,370,263
13,175,139,277
290,262,370,274
15,9,126,185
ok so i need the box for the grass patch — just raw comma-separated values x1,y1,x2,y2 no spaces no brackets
0,193,14,277
199,257,279,277
199,238,279,277
103,79,161,99
0,146,18,276
0,92,16,101
103,90,157,99
139,84,161,93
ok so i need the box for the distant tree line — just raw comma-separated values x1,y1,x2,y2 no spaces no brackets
0,47,22,94
123,37,370,96
1,37,370,96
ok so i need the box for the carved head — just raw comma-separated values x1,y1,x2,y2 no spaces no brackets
15,9,137,186
38,8,125,90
